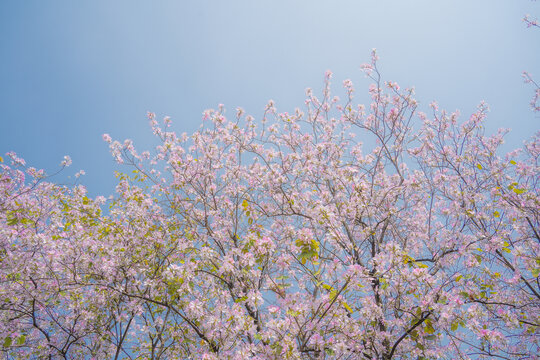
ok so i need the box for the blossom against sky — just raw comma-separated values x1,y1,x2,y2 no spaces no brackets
0,0,538,196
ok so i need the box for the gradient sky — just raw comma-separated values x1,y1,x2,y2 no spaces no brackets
1,0,538,197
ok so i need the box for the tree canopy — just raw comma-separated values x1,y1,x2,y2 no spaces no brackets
1,53,539,359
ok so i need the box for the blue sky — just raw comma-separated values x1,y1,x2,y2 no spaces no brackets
1,0,538,197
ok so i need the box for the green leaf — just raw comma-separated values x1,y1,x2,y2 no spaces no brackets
0,155,3,163
241,199,248,208
532,268,540,278
342,301,353,313
476,164,483,170
510,160,516,165
493,211,500,218
234,296,248,303
322,283,334,291
2,336,12,348
16,335,25,345
424,319,435,334
513,187,526,195
451,322,458,331
286,309,301,317
328,290,337,301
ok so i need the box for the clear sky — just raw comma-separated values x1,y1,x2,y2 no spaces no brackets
1,0,538,197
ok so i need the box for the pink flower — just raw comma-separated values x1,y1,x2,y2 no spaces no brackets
60,155,72,167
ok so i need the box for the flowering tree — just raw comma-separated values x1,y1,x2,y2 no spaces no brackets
1,53,539,359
